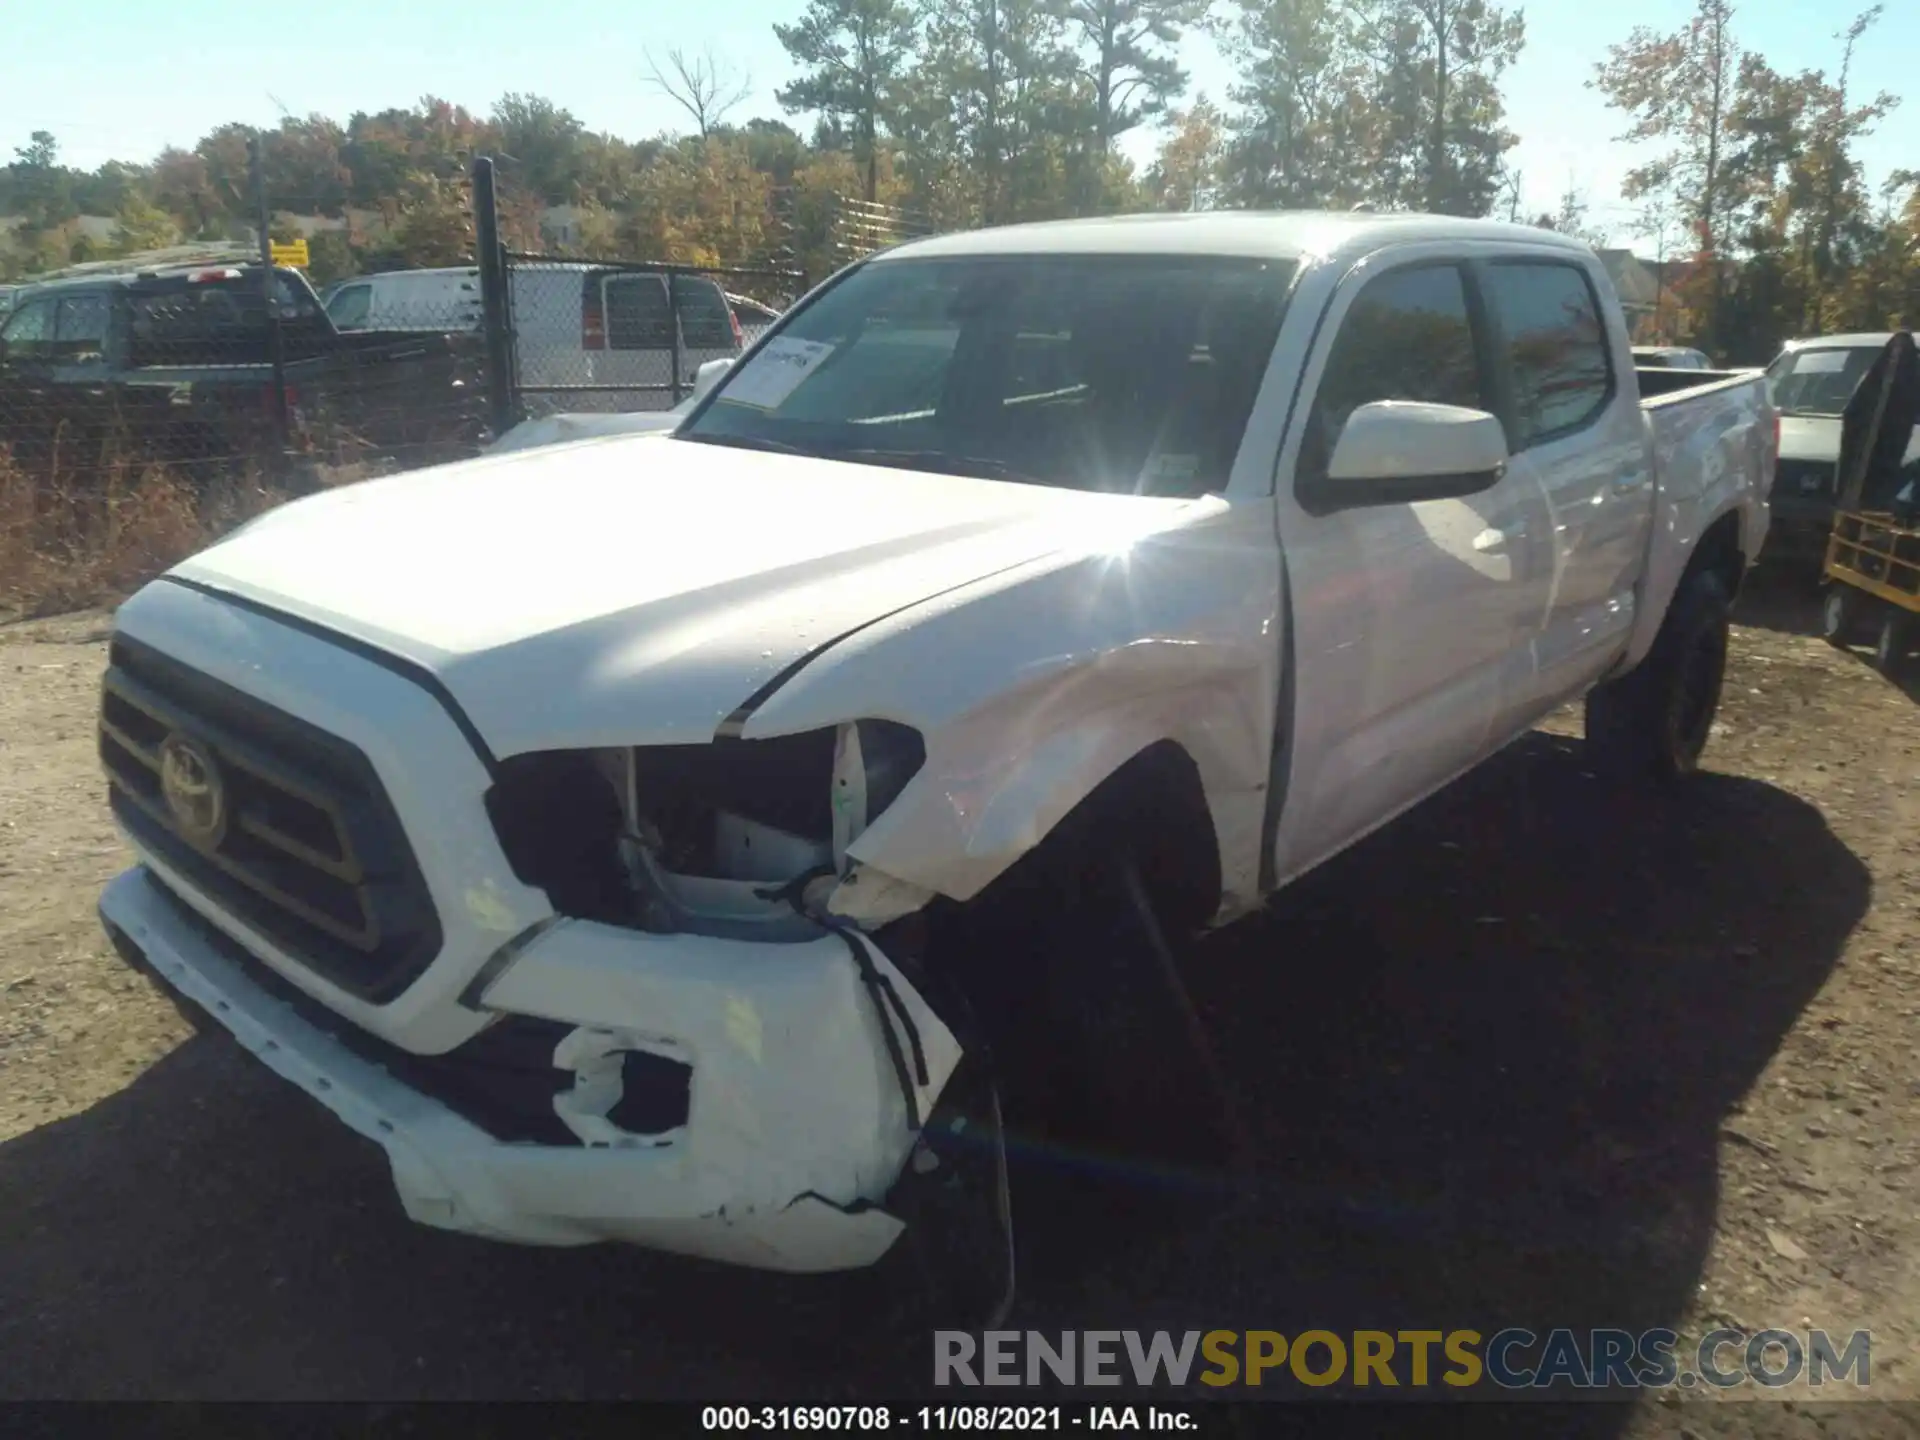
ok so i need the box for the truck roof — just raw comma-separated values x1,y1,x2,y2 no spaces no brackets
880,210,1598,264
1782,332,1900,351
10,262,299,298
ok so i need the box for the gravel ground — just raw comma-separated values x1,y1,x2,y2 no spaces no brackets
2,579,1918,1437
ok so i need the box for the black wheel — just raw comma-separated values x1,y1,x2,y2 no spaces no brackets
1874,606,1908,676
1585,569,1731,782
931,821,1245,1236
1820,585,1859,648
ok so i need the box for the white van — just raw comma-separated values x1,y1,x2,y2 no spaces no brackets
323,265,744,411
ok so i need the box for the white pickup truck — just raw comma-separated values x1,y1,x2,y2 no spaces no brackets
96,212,1775,1283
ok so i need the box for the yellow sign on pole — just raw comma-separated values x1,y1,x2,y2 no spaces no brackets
269,238,310,268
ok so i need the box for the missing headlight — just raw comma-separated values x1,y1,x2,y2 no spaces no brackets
484,723,925,934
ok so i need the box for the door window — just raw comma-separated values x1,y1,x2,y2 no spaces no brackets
605,276,672,350
326,283,372,330
672,279,736,350
1485,262,1613,448
55,295,111,364
1302,264,1485,482
1,299,57,357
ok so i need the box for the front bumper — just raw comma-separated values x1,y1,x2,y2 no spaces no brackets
101,864,961,1273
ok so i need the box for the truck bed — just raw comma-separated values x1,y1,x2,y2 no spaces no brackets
1634,365,1765,402
1637,368,1773,476
1630,364,1776,605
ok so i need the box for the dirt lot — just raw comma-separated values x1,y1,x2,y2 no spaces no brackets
3,580,1919,1434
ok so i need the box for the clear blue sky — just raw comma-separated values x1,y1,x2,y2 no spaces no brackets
5,0,1912,252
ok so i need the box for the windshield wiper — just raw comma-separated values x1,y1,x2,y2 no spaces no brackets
825,446,1042,485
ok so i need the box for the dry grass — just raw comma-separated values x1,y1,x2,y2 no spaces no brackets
0,451,301,622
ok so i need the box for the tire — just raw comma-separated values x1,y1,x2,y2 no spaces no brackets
1821,585,1859,648
1874,606,1908,676
1585,569,1731,782
936,826,1242,1181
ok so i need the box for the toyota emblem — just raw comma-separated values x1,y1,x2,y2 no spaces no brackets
158,732,227,848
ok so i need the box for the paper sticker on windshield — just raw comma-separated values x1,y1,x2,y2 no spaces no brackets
721,338,836,410
1795,350,1853,374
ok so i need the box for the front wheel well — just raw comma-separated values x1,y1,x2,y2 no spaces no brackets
1067,740,1223,936
937,739,1224,941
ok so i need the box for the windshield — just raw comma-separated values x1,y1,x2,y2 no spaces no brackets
678,253,1297,496
1767,345,1880,417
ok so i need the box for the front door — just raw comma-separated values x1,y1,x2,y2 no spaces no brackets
1270,256,1552,883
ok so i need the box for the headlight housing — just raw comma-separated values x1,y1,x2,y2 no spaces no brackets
484,720,925,931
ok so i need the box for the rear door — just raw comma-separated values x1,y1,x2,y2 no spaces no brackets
597,272,673,407
673,278,742,375
596,273,739,408
1477,257,1652,709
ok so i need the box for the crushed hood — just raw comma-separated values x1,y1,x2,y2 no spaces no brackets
172,434,1199,755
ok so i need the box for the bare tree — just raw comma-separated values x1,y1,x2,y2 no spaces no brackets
644,46,755,139
1494,162,1523,222
1634,186,1682,342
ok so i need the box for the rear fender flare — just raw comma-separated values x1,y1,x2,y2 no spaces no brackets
1623,403,1770,671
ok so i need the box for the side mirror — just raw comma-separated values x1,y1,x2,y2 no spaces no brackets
1321,400,1509,504
691,357,733,404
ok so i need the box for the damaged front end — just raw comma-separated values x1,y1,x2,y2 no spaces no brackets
96,570,1014,1289
429,720,1010,1284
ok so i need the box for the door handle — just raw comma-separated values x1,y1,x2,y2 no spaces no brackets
1610,471,1648,494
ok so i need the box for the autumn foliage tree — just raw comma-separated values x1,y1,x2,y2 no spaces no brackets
0,0,1911,354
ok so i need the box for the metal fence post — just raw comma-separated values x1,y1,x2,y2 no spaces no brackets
250,133,289,467
668,270,684,407
472,156,517,437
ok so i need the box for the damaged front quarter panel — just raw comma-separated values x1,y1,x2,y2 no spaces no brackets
736,496,1286,924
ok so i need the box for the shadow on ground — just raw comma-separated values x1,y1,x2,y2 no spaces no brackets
1733,565,1823,638
0,732,1867,1425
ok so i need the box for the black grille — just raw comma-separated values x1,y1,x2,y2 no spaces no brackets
99,634,442,1003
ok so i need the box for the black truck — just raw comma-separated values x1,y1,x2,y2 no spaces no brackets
0,262,487,484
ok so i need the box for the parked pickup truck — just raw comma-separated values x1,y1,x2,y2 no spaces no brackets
0,263,486,479
95,213,1775,1284
1763,333,1920,565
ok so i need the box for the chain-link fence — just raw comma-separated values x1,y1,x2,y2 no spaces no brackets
1,149,830,516
0,254,492,503
490,253,808,419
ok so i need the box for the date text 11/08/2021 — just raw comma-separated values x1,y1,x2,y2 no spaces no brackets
701,1407,1196,1432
